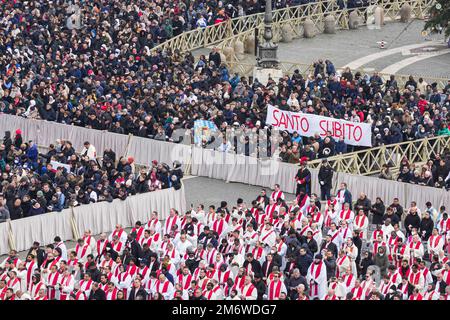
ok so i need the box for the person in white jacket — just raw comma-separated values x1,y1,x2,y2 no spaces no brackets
80,141,97,160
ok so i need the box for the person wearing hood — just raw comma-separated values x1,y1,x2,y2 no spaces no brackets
374,246,389,276
3,131,12,152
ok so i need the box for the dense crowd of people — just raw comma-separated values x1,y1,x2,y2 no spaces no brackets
2,1,449,165
376,151,450,191
0,130,183,221
0,177,449,300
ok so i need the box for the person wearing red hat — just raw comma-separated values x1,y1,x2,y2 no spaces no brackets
14,129,23,149
295,157,311,197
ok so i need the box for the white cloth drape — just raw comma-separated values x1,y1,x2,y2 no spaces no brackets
0,185,186,254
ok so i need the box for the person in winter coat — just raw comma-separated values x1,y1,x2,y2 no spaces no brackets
419,211,434,241
374,246,389,277
3,131,12,152
404,207,421,237
318,159,334,200
354,193,372,215
296,246,313,277
14,129,23,149
370,197,385,225
323,250,336,280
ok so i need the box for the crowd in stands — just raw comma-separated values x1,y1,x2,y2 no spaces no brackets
377,151,450,191
0,130,183,221
0,178,449,300
2,1,450,164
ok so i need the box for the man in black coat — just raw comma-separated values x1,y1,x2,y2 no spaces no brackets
243,253,262,276
319,235,338,258
208,47,222,67
318,159,334,200
261,253,276,279
404,206,421,237
296,247,313,276
253,274,267,300
284,267,309,299
352,230,363,265
323,250,337,280
125,233,142,259
88,282,106,300
27,242,46,268
87,262,102,283
128,279,148,300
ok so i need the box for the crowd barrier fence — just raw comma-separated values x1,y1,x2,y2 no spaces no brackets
191,147,450,214
0,184,186,255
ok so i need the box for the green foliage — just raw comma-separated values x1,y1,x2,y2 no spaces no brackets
423,0,450,36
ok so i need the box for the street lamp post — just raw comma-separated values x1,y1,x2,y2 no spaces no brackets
253,0,282,84
257,0,279,68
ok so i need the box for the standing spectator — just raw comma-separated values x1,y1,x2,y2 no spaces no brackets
419,211,434,242
318,159,334,201
295,159,311,196
404,208,421,237
373,247,389,277
209,47,222,68
370,197,385,225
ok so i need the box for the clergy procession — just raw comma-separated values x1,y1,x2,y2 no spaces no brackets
1,167,450,301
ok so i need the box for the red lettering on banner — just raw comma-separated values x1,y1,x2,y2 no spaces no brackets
285,114,294,130
346,123,354,140
292,115,300,131
279,113,288,128
273,109,280,126
319,120,327,136
334,121,342,138
353,125,362,141
300,117,309,132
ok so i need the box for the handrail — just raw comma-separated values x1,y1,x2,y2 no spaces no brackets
150,0,434,54
307,134,450,176
223,60,450,89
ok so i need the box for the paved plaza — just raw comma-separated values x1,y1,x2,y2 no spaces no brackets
195,20,450,78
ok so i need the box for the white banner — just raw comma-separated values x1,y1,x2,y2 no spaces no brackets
265,105,372,147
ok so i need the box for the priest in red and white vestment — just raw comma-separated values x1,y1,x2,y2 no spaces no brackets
408,234,424,265
79,272,94,298
29,274,45,299
75,238,92,263
24,254,37,289
164,209,180,235
353,209,369,240
177,267,193,291
423,283,440,300
96,233,109,261
44,265,60,299
336,249,351,278
259,223,276,251
342,267,355,292
306,254,327,299
240,276,257,300
147,211,162,235
154,273,175,300
266,272,287,300
58,269,75,300
428,228,445,259
270,184,285,202
212,214,230,239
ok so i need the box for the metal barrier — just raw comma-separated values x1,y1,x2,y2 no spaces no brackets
151,0,433,55
307,134,450,175
224,60,450,90
217,0,434,62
